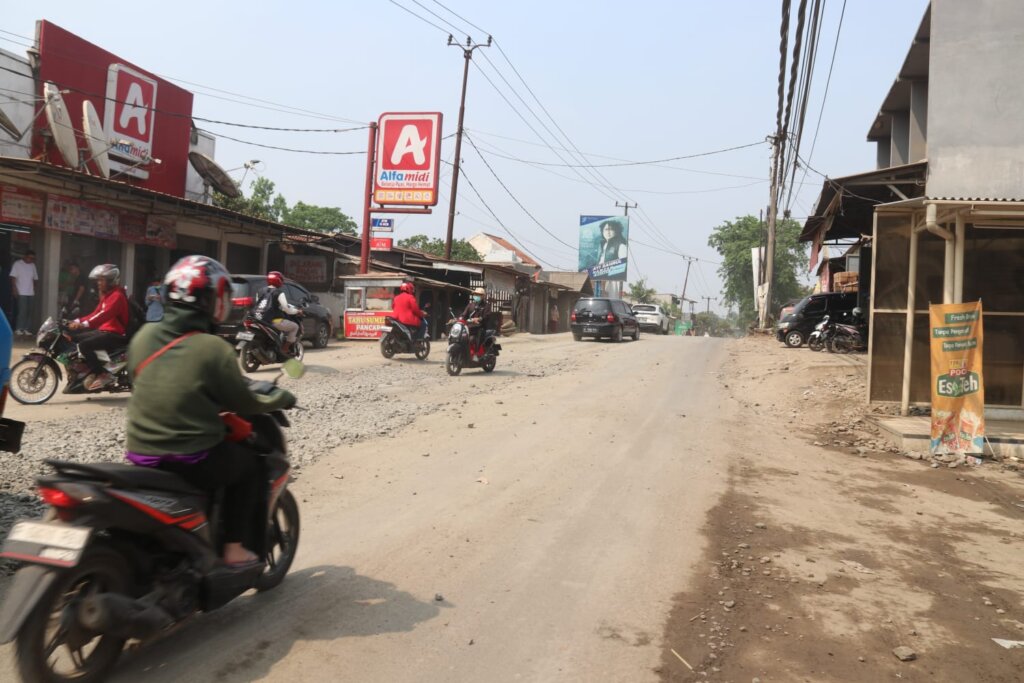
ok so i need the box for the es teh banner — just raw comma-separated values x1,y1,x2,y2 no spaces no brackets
929,301,985,455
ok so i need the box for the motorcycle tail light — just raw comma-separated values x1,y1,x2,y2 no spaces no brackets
39,486,79,508
243,319,254,328
232,297,254,308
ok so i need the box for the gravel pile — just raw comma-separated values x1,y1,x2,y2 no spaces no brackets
0,344,579,573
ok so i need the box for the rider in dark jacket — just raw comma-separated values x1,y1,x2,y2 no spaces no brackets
461,287,492,359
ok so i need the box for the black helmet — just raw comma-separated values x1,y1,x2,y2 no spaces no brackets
163,255,232,323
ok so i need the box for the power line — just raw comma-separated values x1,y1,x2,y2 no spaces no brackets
463,139,767,169
196,129,367,155
409,0,469,37
386,0,452,35
429,0,491,36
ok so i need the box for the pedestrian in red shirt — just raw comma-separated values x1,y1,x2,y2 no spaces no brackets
392,282,427,339
66,264,129,390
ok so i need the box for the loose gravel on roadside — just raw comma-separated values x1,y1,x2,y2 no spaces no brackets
0,341,580,575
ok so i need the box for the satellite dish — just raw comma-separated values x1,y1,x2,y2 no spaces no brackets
188,151,242,198
0,107,21,140
82,100,110,178
43,82,79,169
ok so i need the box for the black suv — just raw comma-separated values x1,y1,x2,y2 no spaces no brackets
216,275,334,348
570,297,640,342
776,292,858,347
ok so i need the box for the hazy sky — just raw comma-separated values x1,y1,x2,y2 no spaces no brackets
3,0,929,311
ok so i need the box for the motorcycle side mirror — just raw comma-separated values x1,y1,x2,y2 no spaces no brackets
282,358,306,380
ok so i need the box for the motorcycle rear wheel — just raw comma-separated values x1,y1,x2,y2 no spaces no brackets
380,334,396,359
10,358,60,405
16,547,129,683
445,348,463,376
414,339,431,361
238,341,261,373
256,489,301,592
482,353,497,373
832,336,853,354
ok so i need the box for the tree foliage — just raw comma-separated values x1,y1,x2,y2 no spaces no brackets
707,215,809,327
397,234,482,262
627,277,658,304
693,311,738,337
214,177,356,234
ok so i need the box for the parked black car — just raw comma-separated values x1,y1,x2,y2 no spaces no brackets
570,297,640,342
776,292,858,348
216,275,333,348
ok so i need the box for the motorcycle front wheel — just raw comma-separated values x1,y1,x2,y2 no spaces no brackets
256,489,300,592
808,336,825,352
16,547,129,683
414,338,431,360
10,358,60,405
482,353,497,373
445,347,464,376
238,341,261,373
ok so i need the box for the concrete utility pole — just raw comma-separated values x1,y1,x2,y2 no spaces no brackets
615,200,637,216
444,34,491,260
759,135,780,329
679,257,694,311
703,296,716,314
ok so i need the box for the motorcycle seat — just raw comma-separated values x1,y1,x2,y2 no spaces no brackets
43,459,204,495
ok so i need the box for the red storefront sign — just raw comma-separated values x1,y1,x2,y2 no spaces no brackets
372,112,443,206
370,237,393,251
33,21,194,197
344,310,393,339
0,186,45,226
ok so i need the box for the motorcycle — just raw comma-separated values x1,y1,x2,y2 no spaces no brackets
807,315,832,352
445,312,501,376
830,318,868,353
237,313,305,373
379,315,430,360
9,315,131,405
0,363,304,683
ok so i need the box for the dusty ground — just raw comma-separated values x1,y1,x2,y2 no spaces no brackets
659,335,1024,683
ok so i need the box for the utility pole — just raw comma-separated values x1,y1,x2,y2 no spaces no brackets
760,135,780,329
444,34,491,260
703,296,716,314
615,200,637,216
679,257,693,310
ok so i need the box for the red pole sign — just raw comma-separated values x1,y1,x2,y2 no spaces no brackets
360,122,377,274
370,237,393,251
372,113,443,207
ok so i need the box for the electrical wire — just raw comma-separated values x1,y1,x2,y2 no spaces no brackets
408,0,471,38
386,0,452,36
464,139,766,169
196,128,366,155
429,0,491,36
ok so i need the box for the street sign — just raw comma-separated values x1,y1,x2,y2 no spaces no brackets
371,217,394,232
373,112,443,207
370,237,393,251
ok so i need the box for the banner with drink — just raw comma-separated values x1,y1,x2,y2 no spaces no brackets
929,301,985,455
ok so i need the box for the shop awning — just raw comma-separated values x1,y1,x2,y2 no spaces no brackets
800,161,927,244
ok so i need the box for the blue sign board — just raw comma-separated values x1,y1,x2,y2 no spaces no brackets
371,218,394,228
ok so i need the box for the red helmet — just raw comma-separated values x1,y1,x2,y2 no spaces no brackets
267,271,284,288
399,282,414,294
164,255,233,323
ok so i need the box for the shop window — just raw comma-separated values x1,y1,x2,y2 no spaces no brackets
365,286,393,311
346,288,364,310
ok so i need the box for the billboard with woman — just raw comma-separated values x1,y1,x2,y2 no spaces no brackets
578,215,629,281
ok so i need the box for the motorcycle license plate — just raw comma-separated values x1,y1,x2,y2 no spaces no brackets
584,326,598,333
236,331,255,341
1,521,91,567
380,326,393,332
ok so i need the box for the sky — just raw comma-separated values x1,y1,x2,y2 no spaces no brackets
3,0,929,313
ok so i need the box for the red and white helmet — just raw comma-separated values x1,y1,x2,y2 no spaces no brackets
267,271,284,288
164,255,232,323
399,282,415,294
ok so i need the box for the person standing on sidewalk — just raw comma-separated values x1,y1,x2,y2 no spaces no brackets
9,250,38,336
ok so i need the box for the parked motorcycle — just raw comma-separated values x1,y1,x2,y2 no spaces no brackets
8,315,131,405
830,320,868,353
237,313,305,373
379,315,430,360
807,316,832,352
445,312,501,376
0,365,303,683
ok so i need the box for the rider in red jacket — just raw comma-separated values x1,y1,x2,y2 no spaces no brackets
392,282,427,338
67,264,130,390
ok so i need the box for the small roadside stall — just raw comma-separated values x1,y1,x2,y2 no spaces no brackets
339,272,471,340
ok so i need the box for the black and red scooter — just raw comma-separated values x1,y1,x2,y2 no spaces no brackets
0,369,303,683
445,311,501,376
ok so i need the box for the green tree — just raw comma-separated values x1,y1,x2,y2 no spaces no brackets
693,311,736,337
397,234,482,262
707,215,808,327
281,201,357,234
627,277,658,304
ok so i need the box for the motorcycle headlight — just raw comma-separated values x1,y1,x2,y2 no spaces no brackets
451,322,464,337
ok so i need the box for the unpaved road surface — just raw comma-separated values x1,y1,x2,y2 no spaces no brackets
0,333,732,682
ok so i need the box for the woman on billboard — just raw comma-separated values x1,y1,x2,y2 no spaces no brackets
598,220,628,264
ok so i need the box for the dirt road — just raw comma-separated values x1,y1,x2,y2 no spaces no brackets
0,334,734,682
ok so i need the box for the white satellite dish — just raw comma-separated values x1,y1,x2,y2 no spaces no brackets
0,107,21,140
43,82,80,169
82,100,110,178
188,151,242,198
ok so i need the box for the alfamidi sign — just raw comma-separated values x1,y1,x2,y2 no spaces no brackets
373,113,443,206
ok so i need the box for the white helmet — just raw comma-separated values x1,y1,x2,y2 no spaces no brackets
89,264,120,284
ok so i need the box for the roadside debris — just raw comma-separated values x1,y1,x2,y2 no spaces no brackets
892,646,917,661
